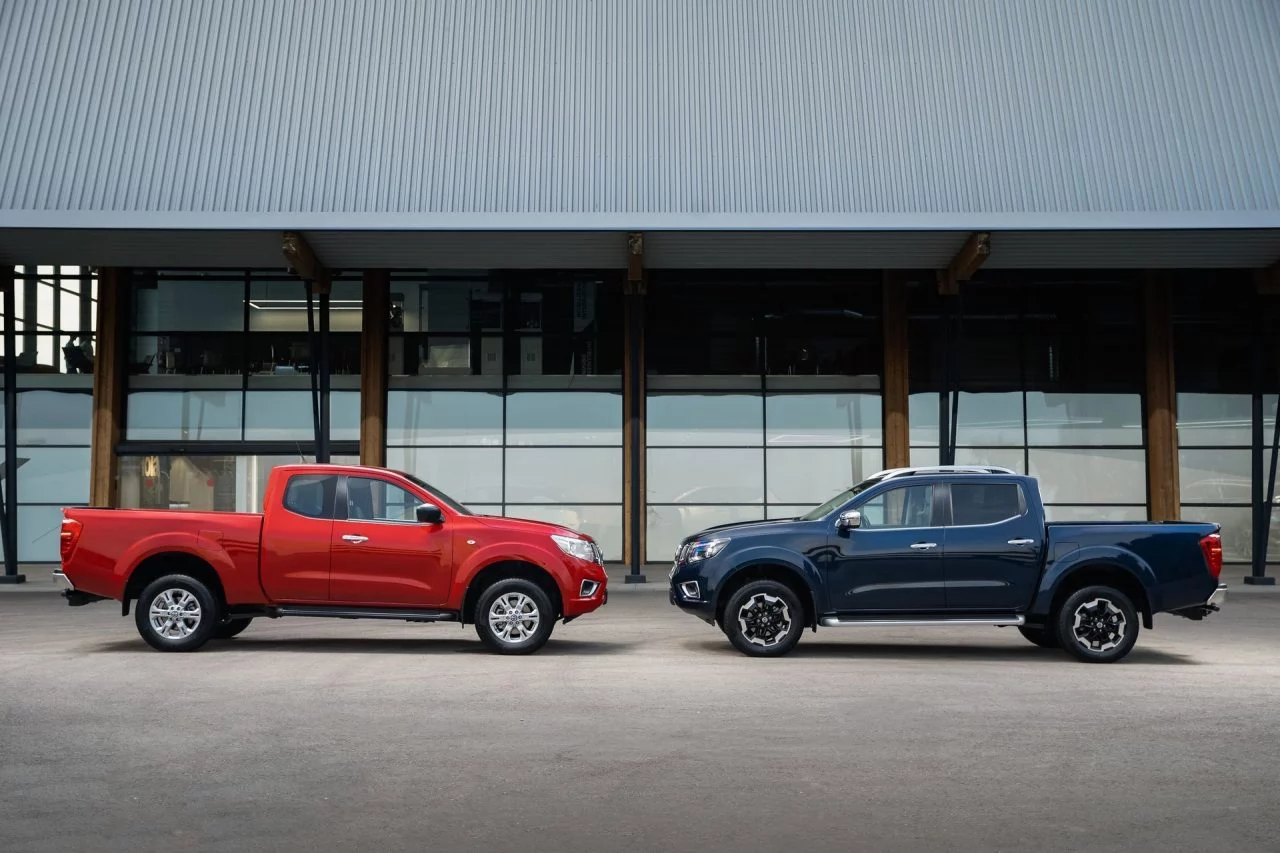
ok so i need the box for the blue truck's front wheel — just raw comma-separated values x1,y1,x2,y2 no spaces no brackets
723,580,804,658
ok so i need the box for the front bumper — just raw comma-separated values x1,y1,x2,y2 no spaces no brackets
669,567,716,624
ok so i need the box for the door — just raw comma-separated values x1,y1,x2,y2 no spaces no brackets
826,483,946,612
328,475,453,607
942,481,1043,611
259,473,339,602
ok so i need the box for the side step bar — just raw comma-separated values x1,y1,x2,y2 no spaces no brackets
820,615,1024,628
275,605,458,623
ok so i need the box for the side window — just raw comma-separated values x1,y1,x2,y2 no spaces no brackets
283,475,337,519
858,485,934,529
950,483,1024,526
347,476,421,523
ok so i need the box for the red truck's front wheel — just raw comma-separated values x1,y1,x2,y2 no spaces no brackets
474,578,556,655
134,574,221,653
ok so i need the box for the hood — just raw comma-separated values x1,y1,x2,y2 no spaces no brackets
682,516,798,544
475,513,583,541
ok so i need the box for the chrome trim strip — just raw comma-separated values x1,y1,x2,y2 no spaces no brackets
579,579,600,598
820,615,1025,628
1207,584,1227,607
679,580,700,599
52,569,74,590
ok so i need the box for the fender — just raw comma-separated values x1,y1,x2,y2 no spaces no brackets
1029,544,1160,619
448,538,570,611
712,544,828,619
116,531,251,603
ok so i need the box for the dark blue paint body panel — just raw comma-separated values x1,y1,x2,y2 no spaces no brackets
669,473,1222,629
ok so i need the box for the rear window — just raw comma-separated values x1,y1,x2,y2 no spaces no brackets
950,483,1024,526
283,475,337,519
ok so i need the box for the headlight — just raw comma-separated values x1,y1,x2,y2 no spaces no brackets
686,538,729,562
551,534,599,563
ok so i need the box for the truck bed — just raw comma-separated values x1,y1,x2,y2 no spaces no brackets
62,508,266,604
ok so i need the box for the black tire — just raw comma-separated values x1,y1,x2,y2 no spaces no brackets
722,580,804,658
1055,585,1139,664
134,574,221,653
474,578,556,655
213,617,254,640
1017,624,1059,649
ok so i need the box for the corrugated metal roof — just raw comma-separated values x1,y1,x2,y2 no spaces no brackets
2,0,1279,229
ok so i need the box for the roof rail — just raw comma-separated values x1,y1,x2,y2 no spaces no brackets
873,465,1018,479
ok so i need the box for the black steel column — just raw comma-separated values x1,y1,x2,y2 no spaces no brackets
1,273,23,583
317,290,331,464
1247,303,1276,584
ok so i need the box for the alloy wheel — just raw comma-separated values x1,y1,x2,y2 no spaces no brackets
488,592,541,644
148,588,202,639
737,592,793,648
1071,597,1127,653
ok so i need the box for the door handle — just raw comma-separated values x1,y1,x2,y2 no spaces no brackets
909,542,938,550
1007,538,1036,547
341,534,369,544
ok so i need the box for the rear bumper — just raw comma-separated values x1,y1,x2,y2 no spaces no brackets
1171,583,1226,620
52,569,74,590
1207,583,1228,608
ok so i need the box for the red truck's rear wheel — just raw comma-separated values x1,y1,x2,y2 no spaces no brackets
134,574,221,653
474,578,555,654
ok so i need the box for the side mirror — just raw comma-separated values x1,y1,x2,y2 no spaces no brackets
836,510,862,532
416,503,444,525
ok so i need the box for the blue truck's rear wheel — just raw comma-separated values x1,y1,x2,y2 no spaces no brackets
722,580,804,657
1055,585,1139,663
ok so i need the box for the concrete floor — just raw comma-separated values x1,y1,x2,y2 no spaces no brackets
1,585,1279,853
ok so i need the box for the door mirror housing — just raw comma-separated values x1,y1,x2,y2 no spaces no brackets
836,510,862,532
416,503,445,525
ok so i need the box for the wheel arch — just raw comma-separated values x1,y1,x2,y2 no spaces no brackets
714,561,818,630
1045,561,1153,630
461,559,563,625
124,552,227,618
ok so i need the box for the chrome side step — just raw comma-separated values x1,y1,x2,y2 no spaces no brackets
820,615,1025,628
275,606,457,623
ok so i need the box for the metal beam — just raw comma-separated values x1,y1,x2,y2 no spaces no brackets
938,232,991,295
0,268,22,583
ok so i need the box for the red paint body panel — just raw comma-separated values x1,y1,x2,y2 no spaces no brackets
60,464,608,620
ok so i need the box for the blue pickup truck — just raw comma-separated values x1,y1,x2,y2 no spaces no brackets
669,466,1227,663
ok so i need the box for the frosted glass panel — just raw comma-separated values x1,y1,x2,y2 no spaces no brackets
646,448,764,504
909,393,940,447
766,447,884,503
386,447,503,504
16,447,91,503
646,394,762,446
646,505,763,563
765,393,882,445
1029,448,1146,504
1176,394,1254,446
17,505,70,562
505,448,622,503
767,504,819,520
908,446,1026,473
1181,506,1265,564
505,392,621,445
17,391,92,444
126,391,243,441
386,391,503,446
1179,449,1276,505
508,504,623,561
955,393,1024,446
1026,393,1143,446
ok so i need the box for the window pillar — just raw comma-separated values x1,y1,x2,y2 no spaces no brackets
1144,271,1179,521
360,270,389,467
882,271,910,469
90,268,127,507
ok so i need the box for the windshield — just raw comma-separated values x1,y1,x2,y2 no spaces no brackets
397,472,474,516
798,475,888,521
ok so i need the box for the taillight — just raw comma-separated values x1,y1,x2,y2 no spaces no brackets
60,517,83,563
1199,532,1223,580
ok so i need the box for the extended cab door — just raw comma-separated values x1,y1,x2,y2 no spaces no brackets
827,482,946,612
941,480,1043,611
328,475,453,607
260,473,340,601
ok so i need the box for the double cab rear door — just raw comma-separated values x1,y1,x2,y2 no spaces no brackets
260,472,452,607
826,478,1042,614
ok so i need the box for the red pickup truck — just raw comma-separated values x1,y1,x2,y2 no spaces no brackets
56,464,608,655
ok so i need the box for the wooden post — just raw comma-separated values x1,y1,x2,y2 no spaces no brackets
1144,271,1179,521
882,271,910,469
360,270,390,467
89,268,127,507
